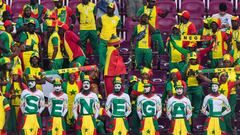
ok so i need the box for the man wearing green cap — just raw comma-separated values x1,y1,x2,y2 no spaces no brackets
24,52,46,91
19,19,40,69
137,80,162,135
136,0,168,55
202,78,231,135
167,80,192,135
105,76,131,135
76,0,98,55
166,25,187,71
16,4,40,35
73,75,100,135
20,75,45,135
47,78,68,135
0,57,12,95
182,52,211,127
97,2,121,71
198,18,212,48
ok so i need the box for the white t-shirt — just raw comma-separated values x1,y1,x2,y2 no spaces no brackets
212,13,232,32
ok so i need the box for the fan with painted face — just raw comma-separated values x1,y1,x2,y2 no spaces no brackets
143,80,152,94
82,75,91,91
175,81,184,96
53,78,62,92
113,77,122,93
211,78,219,93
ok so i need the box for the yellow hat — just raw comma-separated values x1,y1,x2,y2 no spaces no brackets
28,74,35,81
113,76,122,84
141,67,153,76
223,54,233,63
231,16,239,21
108,2,115,9
31,51,39,58
23,4,31,10
170,68,179,73
175,80,183,88
129,75,138,83
54,78,62,85
83,75,91,82
143,79,152,87
172,24,180,30
189,52,197,60
211,17,221,27
28,19,36,25
211,78,219,85
0,57,11,65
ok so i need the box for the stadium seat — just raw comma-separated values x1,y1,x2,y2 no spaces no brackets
68,0,80,14
41,0,55,10
11,0,26,20
158,17,177,35
208,0,233,15
189,17,204,31
157,0,177,18
125,17,138,41
181,0,204,17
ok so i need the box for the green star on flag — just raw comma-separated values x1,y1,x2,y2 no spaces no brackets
70,90,76,95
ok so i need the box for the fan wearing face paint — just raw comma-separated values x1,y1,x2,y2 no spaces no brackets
73,75,100,135
47,78,68,135
105,76,131,135
218,72,240,133
137,80,162,135
167,81,192,135
20,75,45,135
201,78,231,135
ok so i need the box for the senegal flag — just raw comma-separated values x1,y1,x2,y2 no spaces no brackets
104,46,126,76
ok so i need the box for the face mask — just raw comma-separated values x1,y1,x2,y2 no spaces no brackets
144,86,151,93
83,81,90,91
54,86,62,92
211,84,219,92
28,81,36,89
114,84,122,92
176,87,183,95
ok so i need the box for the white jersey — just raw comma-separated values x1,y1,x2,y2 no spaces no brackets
48,92,68,117
20,89,45,114
105,93,131,117
167,96,192,120
201,93,231,117
73,92,100,119
137,94,162,119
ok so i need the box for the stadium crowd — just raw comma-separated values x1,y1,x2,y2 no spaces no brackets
0,0,239,134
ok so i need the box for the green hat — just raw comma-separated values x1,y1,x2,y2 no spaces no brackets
28,74,35,81
143,79,152,87
0,57,11,65
82,75,91,82
189,51,197,60
31,51,39,58
54,78,62,85
175,80,183,88
113,76,122,84
129,75,138,83
211,78,219,85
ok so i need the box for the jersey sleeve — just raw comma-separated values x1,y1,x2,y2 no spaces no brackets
136,96,143,119
166,97,173,120
93,93,100,118
221,95,231,116
125,94,132,117
62,94,68,116
72,94,80,119
186,98,192,120
39,91,45,113
47,93,53,115
156,96,162,119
